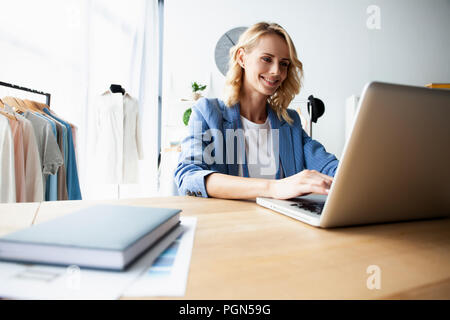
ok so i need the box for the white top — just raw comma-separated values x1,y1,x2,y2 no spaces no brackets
88,91,144,184
0,115,16,203
238,115,281,179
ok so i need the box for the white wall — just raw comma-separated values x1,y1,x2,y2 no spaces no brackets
162,0,450,158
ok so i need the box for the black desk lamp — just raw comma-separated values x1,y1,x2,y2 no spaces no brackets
307,95,325,138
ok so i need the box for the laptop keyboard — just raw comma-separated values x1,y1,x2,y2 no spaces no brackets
289,198,324,215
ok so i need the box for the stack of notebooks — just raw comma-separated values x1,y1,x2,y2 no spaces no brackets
0,205,182,271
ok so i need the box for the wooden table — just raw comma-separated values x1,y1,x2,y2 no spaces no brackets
1,196,450,299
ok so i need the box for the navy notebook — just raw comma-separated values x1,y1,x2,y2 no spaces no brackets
0,205,181,270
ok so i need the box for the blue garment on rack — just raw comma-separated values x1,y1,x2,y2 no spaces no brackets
63,124,68,170
43,108,82,200
54,119,68,170
33,112,58,201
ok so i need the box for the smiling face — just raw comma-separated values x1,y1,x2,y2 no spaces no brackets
237,33,291,98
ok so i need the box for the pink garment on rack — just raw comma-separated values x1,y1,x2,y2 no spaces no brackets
71,125,78,164
8,118,26,202
18,115,44,202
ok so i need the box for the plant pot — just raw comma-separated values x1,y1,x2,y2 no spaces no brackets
192,92,202,101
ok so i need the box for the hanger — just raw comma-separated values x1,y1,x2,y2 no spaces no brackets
0,98,17,120
2,96,27,113
36,101,50,111
13,97,29,114
0,109,16,120
23,99,46,115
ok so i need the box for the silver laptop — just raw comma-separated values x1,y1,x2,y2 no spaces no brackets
257,81,450,228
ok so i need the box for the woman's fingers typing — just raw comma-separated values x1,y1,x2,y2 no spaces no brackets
270,169,334,199
301,171,332,188
303,169,333,184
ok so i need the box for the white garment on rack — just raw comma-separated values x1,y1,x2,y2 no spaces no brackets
88,90,143,184
0,115,16,203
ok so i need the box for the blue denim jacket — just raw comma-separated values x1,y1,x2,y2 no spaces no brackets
174,98,339,197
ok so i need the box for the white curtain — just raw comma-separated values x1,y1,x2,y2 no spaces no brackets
0,0,160,200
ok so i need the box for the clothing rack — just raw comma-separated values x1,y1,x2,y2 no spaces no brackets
0,81,51,106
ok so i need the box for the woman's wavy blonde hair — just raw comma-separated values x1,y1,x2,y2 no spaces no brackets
224,22,303,124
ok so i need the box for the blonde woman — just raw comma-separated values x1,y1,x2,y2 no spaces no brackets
175,22,339,199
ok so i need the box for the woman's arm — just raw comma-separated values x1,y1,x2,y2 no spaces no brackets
288,109,339,176
301,128,339,176
205,173,272,199
174,98,219,197
206,170,333,200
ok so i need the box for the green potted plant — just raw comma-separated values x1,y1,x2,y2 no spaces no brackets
191,81,207,101
183,82,207,126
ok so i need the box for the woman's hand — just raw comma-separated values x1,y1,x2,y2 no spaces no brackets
268,170,334,200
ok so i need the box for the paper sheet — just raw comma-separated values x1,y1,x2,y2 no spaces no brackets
0,218,195,300
123,216,197,297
